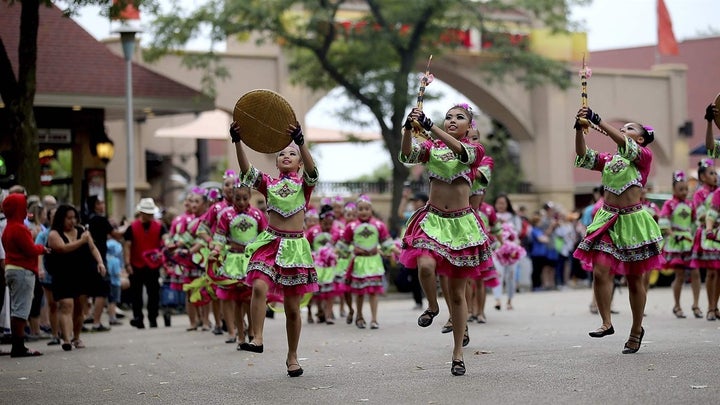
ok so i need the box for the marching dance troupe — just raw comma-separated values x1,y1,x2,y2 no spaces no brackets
3,96,720,377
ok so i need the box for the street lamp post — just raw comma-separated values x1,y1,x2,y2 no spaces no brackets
117,26,141,221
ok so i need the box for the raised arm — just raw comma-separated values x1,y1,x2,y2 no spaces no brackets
705,104,718,151
288,123,316,176
574,114,587,156
577,106,624,147
401,114,414,158
409,108,465,156
230,121,250,174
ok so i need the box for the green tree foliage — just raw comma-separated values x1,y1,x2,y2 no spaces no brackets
143,0,586,233
0,0,146,195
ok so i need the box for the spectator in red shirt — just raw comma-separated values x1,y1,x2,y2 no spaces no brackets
2,193,48,357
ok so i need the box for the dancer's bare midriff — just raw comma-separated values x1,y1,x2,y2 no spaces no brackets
604,185,642,208
429,178,471,211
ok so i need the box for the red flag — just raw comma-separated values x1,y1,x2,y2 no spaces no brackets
112,0,140,20
657,0,679,55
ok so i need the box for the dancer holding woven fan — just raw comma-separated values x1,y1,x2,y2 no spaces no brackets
399,103,495,376
573,106,663,354
230,102,318,377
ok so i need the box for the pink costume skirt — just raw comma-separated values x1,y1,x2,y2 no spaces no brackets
573,202,664,276
400,204,495,280
690,228,720,270
245,226,319,297
215,284,252,302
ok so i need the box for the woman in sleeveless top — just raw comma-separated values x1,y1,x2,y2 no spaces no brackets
47,205,105,351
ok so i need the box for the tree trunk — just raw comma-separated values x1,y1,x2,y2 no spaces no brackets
16,1,41,194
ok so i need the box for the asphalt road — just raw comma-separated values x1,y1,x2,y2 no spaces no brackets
1,285,718,404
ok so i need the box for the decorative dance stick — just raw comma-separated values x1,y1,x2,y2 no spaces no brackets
577,54,606,135
411,55,434,140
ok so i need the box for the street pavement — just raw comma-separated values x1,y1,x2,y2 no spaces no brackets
1,285,718,404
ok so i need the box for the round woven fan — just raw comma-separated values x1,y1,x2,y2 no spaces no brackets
232,89,295,153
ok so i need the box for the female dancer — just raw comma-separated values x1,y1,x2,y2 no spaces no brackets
492,194,526,311
164,194,195,320
197,172,236,333
210,183,267,344
232,120,318,377
303,207,321,323
178,188,212,330
467,154,500,330
400,105,495,375
658,170,699,318
338,202,357,322
573,106,663,354
342,195,394,329
702,103,720,320
306,204,340,324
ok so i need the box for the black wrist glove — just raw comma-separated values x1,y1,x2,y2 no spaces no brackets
586,108,601,125
573,118,584,131
403,116,413,130
289,123,304,146
417,111,433,131
229,123,241,143
705,104,716,122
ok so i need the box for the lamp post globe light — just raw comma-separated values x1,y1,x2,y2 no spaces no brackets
115,22,142,221
95,138,115,164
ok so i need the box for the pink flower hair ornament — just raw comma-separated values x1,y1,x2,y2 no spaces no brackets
190,186,206,196
700,158,714,169
344,202,357,211
223,169,237,179
357,194,372,205
208,188,223,201
643,125,655,137
672,170,686,183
